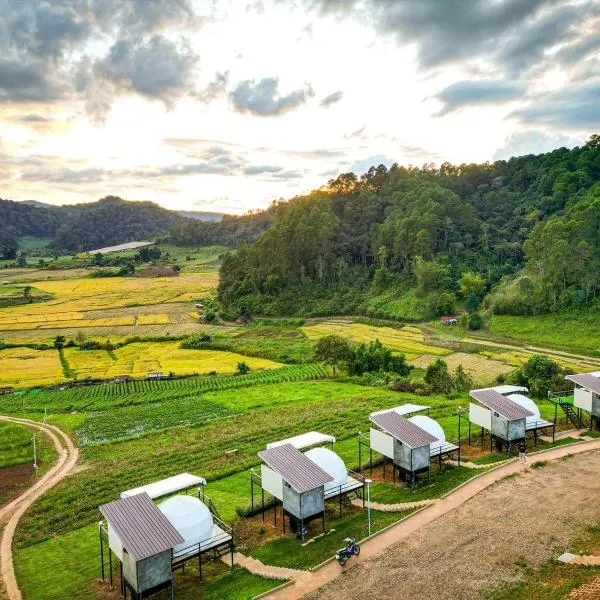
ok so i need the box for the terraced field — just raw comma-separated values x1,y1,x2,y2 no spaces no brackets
0,343,283,388
302,320,451,360
411,352,513,385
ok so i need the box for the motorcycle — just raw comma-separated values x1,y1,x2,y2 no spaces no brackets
335,537,360,566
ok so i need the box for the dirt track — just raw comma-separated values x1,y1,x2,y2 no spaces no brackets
0,417,79,600
308,451,600,600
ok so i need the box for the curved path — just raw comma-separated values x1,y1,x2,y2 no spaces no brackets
261,439,600,600
0,417,79,600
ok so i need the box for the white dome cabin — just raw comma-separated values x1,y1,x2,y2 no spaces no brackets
252,431,365,540
366,405,459,484
99,473,234,597
159,496,214,556
468,386,555,453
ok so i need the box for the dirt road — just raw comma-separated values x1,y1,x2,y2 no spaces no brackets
307,450,600,600
0,417,79,600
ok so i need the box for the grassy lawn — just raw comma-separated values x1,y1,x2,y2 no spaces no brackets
489,311,600,356
252,507,413,569
369,465,486,503
199,568,283,600
14,524,100,600
13,381,564,549
13,524,280,600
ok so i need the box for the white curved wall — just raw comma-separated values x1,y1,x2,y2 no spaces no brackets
507,393,540,427
409,415,446,452
159,495,213,553
304,447,347,492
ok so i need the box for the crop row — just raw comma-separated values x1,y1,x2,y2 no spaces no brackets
76,398,233,446
2,364,328,413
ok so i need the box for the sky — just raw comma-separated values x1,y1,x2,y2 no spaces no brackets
0,0,599,214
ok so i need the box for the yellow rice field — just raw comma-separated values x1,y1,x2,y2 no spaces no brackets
0,348,66,389
0,314,171,331
65,342,282,380
411,352,513,385
0,273,216,320
0,273,215,334
302,320,451,360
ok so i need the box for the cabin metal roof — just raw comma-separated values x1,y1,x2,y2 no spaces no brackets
100,492,183,561
120,473,206,501
369,411,437,448
566,373,600,395
469,388,534,420
258,443,333,493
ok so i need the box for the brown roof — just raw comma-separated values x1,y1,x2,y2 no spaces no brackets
566,373,600,395
258,443,334,493
470,388,534,420
369,411,437,448
100,492,183,561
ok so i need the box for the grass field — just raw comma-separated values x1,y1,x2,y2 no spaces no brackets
0,422,34,468
489,312,600,355
13,379,556,549
302,320,451,360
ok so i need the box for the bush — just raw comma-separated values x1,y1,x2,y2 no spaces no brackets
424,359,453,394
427,292,456,317
389,377,420,393
509,354,567,397
180,334,213,349
236,361,250,375
347,339,412,377
468,312,483,330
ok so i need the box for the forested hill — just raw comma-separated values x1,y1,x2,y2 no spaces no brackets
0,196,185,253
217,135,600,320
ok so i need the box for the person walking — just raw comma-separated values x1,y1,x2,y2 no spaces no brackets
518,441,527,464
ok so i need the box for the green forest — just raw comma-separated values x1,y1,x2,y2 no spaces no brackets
209,135,600,319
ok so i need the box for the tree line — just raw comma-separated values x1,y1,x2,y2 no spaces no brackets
214,135,600,318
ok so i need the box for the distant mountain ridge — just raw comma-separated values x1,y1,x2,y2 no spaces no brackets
0,196,188,253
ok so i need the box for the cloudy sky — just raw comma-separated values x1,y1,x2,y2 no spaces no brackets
0,0,598,213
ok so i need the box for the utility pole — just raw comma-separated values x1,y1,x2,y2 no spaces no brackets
365,478,372,537
33,433,38,475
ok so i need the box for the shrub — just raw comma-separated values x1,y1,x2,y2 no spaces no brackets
236,362,250,375
509,354,567,397
468,312,483,330
424,359,453,394
347,339,412,377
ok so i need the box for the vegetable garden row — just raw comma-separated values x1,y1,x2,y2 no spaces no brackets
0,364,328,413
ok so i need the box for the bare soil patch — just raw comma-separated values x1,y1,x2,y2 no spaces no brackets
309,451,600,600
0,465,34,509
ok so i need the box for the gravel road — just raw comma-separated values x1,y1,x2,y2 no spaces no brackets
309,451,600,600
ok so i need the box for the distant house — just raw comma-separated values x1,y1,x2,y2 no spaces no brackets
0,386,14,396
441,316,458,326
195,303,204,311
147,372,164,381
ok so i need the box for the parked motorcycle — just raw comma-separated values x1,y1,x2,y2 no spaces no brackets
335,537,360,566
